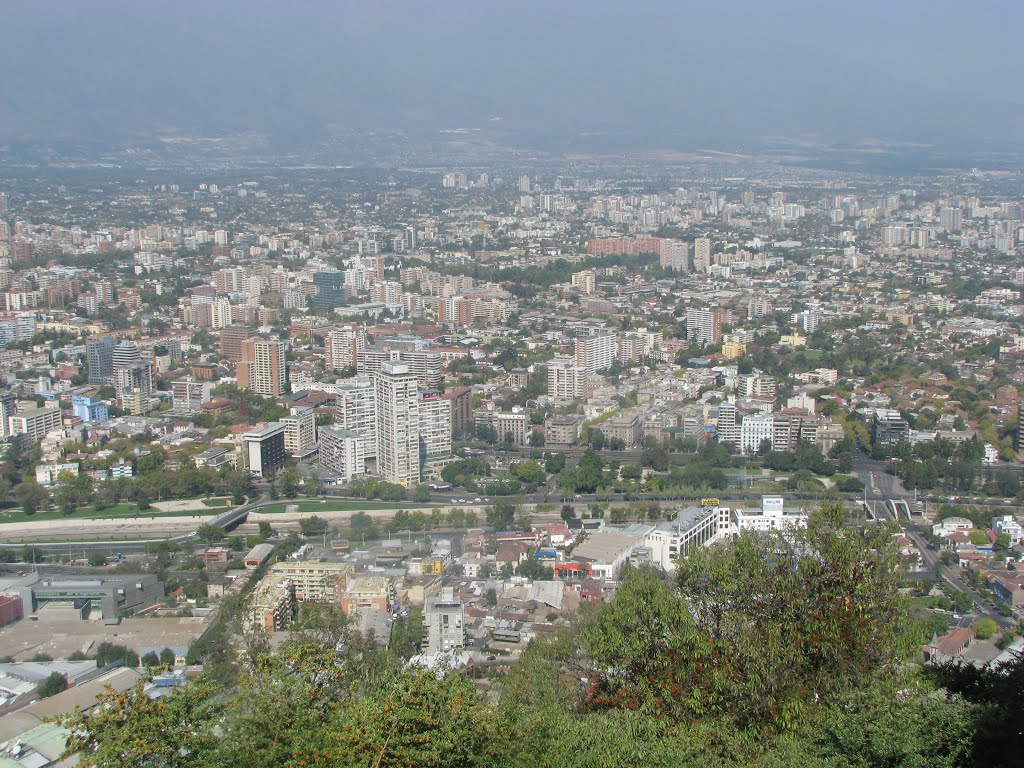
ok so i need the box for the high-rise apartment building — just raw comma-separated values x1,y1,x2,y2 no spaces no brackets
418,393,452,462
8,403,62,445
693,237,712,271
237,339,287,397
318,425,364,483
575,332,618,373
324,326,365,370
0,392,15,438
424,587,466,655
686,308,724,346
336,377,377,465
660,240,690,271
171,377,211,414
374,362,420,486
220,325,255,363
282,406,317,456
548,358,588,400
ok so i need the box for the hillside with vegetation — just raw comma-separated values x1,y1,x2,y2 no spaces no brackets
59,503,1019,768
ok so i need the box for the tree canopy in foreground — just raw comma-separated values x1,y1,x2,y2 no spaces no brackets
58,502,1015,768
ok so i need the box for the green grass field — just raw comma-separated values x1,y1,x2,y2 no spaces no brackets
256,501,430,515
0,501,218,525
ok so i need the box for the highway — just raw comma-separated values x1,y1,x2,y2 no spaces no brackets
850,453,1016,630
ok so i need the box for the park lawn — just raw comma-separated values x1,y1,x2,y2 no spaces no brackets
257,501,426,515
0,503,213,525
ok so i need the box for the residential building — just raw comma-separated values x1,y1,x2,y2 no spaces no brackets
336,376,377,464
686,307,724,346
545,414,584,446
548,357,588,400
424,587,466,655
237,338,287,397
324,326,364,370
9,403,63,445
337,576,394,615
440,385,472,438
270,561,352,603
575,332,617,373
419,393,452,461
247,579,294,632
170,377,211,414
375,361,421,486
282,406,317,455
318,425,364,483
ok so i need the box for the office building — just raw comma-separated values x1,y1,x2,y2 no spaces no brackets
646,506,731,571
86,335,116,385
24,574,164,620
311,271,346,311
71,394,109,424
112,341,153,407
374,362,420,486
871,409,909,453
237,338,287,397
243,422,287,478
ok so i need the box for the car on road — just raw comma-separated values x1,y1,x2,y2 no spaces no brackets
486,655,496,661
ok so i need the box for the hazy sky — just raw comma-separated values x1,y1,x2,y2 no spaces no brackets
1,1,1021,151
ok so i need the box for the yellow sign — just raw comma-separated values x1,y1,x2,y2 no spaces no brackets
700,498,720,507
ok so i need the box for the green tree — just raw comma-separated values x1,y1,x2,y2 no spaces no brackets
15,479,48,515
141,651,160,668
278,467,301,498
298,515,327,536
94,642,140,668
971,617,998,640
196,524,225,545
37,672,67,699
160,647,176,666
